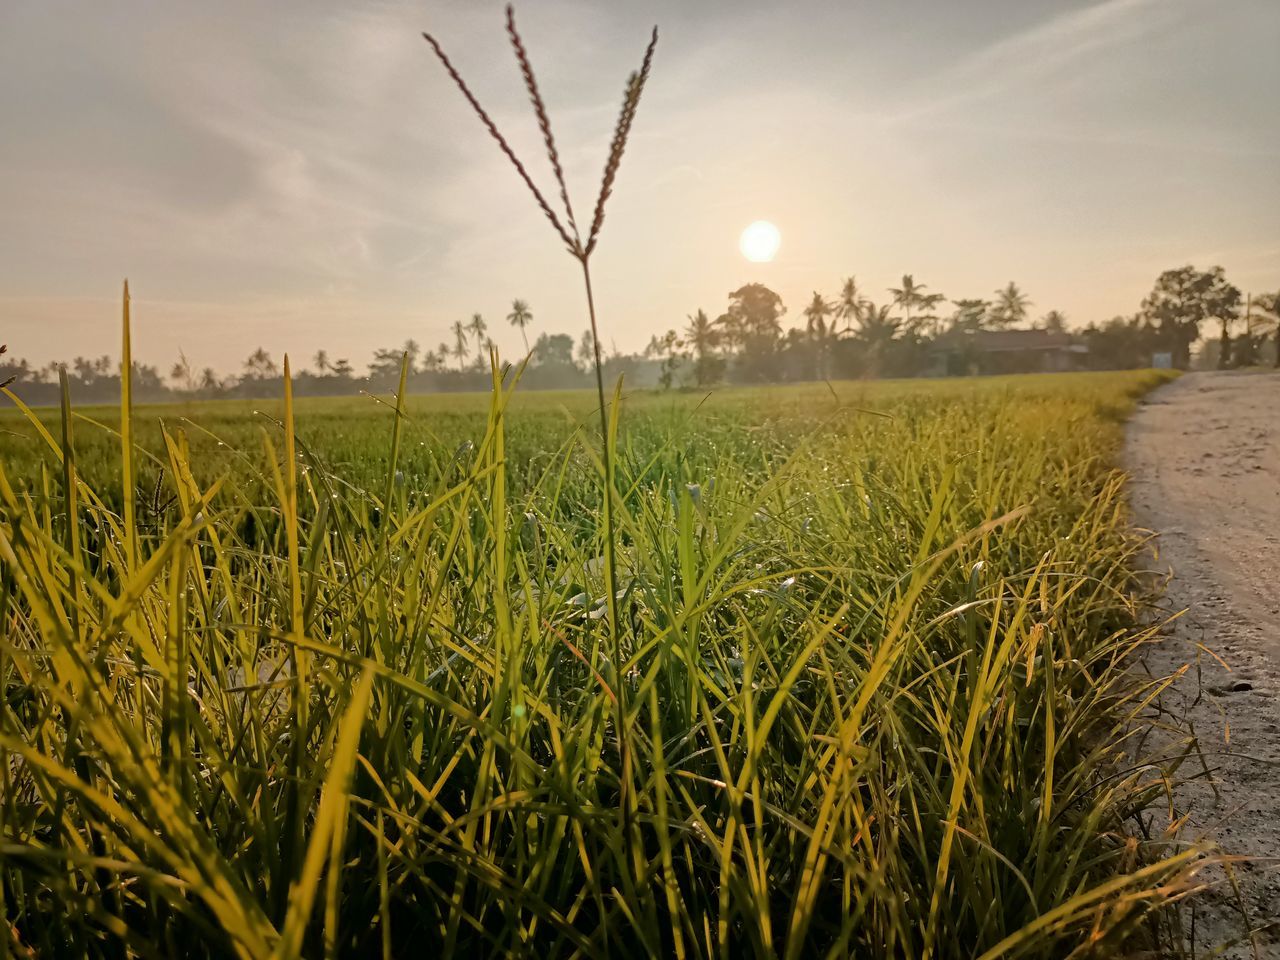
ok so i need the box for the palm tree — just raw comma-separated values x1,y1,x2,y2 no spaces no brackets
949,299,989,333
243,347,278,380
990,282,1031,328
170,353,194,392
888,274,946,335
803,292,835,378
837,276,866,336
507,299,533,353
402,339,421,373
888,275,922,327
857,301,900,341
855,301,900,378
467,313,488,365
313,349,330,375
683,309,722,386
451,319,469,371
916,292,946,335
803,292,834,340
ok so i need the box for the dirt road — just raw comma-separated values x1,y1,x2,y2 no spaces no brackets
1125,370,1280,957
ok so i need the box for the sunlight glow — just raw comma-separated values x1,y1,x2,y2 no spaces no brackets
739,221,781,263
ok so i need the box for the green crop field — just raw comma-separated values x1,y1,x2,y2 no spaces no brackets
0,368,1199,958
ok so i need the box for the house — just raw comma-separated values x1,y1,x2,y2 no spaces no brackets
928,329,1088,376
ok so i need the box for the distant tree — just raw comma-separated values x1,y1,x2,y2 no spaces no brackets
888,275,921,327
719,283,785,382
854,301,901,378
989,282,1031,329
467,313,488,365
888,275,945,336
683,309,724,387
836,277,866,336
1040,310,1068,334
1247,292,1279,367
451,320,469,371
66,355,113,388
332,358,354,379
1142,265,1241,369
802,291,836,378
369,341,417,382
369,348,398,380
948,299,989,333
313,349,331,375
420,347,445,372
915,293,947,335
170,352,197,393
199,367,222,393
1081,314,1160,370
575,330,594,372
532,332,577,372
403,339,421,372
507,299,533,353
1231,326,1258,367
242,347,278,380
645,329,684,390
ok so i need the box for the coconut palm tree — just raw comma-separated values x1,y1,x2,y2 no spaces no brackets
467,313,488,365
888,274,944,334
313,349,330,375
242,348,278,380
855,301,900,378
451,319,469,371
991,282,1032,328
683,309,722,386
803,291,836,378
837,277,866,335
949,299,988,333
803,292,834,340
507,299,533,353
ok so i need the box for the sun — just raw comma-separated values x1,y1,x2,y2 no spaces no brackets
740,220,781,263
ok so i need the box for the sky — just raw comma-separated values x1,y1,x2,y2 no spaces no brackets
1,0,1277,374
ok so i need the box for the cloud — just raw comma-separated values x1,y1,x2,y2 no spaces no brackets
893,0,1181,122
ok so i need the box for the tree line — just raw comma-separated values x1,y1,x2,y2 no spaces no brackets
3,267,1276,405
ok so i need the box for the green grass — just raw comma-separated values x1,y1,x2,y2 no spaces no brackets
0,367,1199,958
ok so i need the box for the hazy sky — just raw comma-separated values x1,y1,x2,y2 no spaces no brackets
2,0,1277,373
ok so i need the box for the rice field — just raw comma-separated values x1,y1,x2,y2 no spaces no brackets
0,365,1201,958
